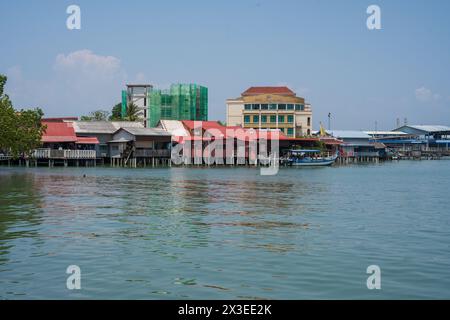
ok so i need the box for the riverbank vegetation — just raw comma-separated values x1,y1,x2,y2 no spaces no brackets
80,102,141,122
0,74,46,158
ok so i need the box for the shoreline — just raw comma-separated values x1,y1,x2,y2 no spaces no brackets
1,158,448,171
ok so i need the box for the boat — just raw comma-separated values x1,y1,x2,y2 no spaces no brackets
285,149,338,167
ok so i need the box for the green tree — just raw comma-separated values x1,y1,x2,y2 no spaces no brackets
81,110,110,121
0,74,45,158
109,103,122,121
0,75,15,152
0,74,7,96
124,102,141,121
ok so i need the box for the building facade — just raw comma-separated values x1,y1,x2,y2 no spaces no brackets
226,86,312,137
148,84,208,127
121,84,152,127
325,130,387,161
122,83,208,128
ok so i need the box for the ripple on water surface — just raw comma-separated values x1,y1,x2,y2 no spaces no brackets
0,163,450,299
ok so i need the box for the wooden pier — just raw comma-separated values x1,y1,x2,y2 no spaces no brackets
0,148,99,167
397,150,450,160
336,151,382,164
111,149,172,168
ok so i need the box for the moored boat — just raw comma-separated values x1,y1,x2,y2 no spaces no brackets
285,149,338,166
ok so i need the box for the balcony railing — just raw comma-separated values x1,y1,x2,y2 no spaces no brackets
340,151,380,157
0,154,12,160
32,149,96,159
64,150,96,159
134,149,171,157
32,149,51,158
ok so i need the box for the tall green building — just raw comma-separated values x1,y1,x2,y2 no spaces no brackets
148,84,208,127
121,83,208,128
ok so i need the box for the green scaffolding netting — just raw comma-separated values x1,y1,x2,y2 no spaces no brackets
121,90,127,118
147,84,208,127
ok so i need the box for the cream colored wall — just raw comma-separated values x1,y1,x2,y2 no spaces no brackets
226,96,313,136
293,111,312,136
226,101,244,126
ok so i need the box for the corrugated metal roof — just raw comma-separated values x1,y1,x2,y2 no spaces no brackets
408,125,450,133
159,120,189,137
108,138,131,143
44,117,79,122
72,121,117,134
76,137,99,144
120,127,172,136
72,121,144,134
182,120,226,132
41,121,77,143
112,121,145,128
326,130,371,139
174,121,290,142
365,131,408,136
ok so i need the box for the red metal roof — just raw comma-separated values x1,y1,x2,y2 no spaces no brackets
179,120,290,142
41,121,78,143
42,117,79,122
76,137,100,144
228,129,291,141
320,137,344,145
241,86,296,97
41,121,99,144
182,120,226,131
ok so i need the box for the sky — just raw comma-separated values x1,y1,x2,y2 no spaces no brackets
1,0,449,130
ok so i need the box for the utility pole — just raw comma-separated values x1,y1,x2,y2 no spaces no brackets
328,113,331,131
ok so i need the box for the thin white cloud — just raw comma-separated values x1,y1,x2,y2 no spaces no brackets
4,50,131,116
54,50,120,75
415,86,440,102
53,49,124,84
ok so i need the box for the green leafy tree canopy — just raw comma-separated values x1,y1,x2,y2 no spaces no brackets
109,103,122,121
80,110,110,121
124,102,141,122
0,74,46,158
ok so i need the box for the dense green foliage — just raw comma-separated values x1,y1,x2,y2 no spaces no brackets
83,102,141,122
0,74,46,158
80,110,110,121
124,103,141,122
109,103,122,121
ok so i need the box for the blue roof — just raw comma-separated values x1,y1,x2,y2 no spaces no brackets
375,139,426,144
394,125,450,133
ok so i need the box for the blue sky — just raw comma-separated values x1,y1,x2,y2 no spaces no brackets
1,0,449,130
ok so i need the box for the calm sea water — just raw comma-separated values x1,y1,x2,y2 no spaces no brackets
0,161,449,299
